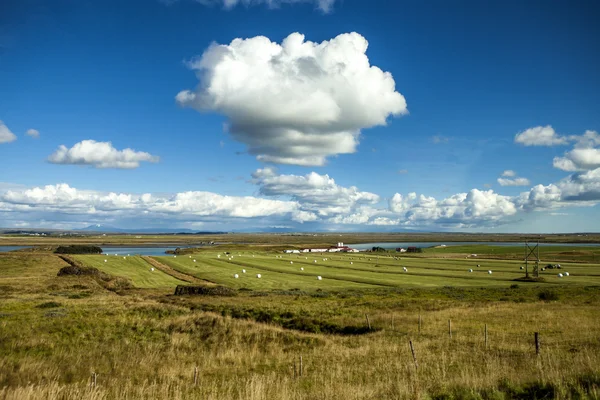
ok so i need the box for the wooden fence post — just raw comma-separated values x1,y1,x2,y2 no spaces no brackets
299,355,303,377
90,372,97,388
365,314,371,330
484,324,488,348
193,366,198,386
535,332,540,355
448,319,452,339
409,340,418,370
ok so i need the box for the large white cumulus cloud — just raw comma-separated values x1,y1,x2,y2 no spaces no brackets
252,167,379,216
177,32,407,166
48,140,160,169
389,189,518,227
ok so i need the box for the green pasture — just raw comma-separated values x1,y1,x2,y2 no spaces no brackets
154,254,381,290
153,248,600,290
73,255,186,288
422,244,600,262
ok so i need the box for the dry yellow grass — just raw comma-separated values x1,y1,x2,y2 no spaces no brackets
1,253,600,399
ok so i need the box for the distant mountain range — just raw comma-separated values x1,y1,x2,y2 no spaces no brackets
0,224,437,235
76,224,227,234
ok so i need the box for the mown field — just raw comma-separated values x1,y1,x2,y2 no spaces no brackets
152,249,600,290
1,246,600,399
72,255,186,289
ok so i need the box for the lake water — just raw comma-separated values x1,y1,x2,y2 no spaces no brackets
348,242,600,250
0,246,31,252
101,247,187,256
2,243,599,255
0,245,188,256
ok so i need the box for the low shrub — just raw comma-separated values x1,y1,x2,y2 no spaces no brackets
538,289,560,301
54,245,102,255
36,301,62,309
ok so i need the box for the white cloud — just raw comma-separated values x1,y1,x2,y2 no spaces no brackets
552,157,578,171
550,130,600,172
570,130,600,149
177,32,407,166
47,140,160,169
431,135,449,144
252,167,379,216
517,167,600,209
26,129,40,138
514,125,568,146
497,177,530,187
0,183,312,224
498,171,530,187
0,120,17,144
193,0,337,13
388,189,518,227
553,148,600,172
397,169,408,174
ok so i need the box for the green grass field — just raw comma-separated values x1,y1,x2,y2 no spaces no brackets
423,244,600,263
73,255,186,288
150,249,600,290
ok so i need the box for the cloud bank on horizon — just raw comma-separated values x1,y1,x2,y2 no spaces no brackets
176,32,407,166
3,126,600,229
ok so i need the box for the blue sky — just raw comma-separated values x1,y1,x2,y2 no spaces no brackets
1,0,599,232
